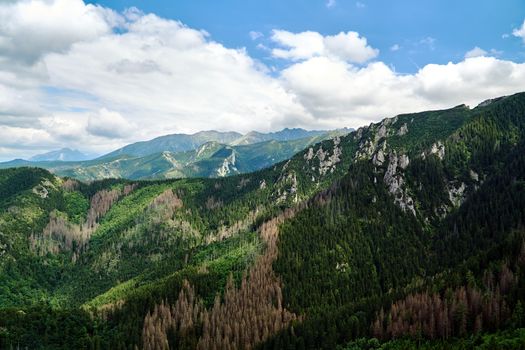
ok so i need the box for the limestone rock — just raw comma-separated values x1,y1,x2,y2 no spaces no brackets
448,182,466,207
469,170,479,182
217,151,238,177
397,123,408,136
398,154,410,170
430,141,445,160
383,152,416,216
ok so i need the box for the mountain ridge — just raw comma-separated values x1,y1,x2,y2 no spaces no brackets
29,148,91,162
0,92,524,349
1,128,351,181
98,127,346,160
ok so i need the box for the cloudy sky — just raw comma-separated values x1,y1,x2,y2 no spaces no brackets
0,0,524,160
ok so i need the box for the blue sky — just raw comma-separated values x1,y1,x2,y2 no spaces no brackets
88,0,525,72
0,0,525,160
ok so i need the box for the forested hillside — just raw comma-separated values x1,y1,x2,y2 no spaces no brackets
0,129,350,181
1,93,525,349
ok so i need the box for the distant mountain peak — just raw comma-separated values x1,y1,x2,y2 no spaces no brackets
29,148,90,162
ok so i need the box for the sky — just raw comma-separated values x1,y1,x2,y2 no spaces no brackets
0,0,524,160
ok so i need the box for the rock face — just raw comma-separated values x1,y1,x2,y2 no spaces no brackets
383,152,416,216
304,136,343,177
397,123,408,136
470,170,479,182
217,151,238,177
304,147,315,161
430,141,446,160
448,182,467,207
32,185,49,199
352,119,416,215
376,124,388,140
351,117,464,219
372,148,386,166
355,119,397,161
32,179,56,199
276,172,298,203
398,154,410,170
356,138,376,160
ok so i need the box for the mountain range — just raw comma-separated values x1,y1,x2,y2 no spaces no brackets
1,128,351,181
0,93,524,349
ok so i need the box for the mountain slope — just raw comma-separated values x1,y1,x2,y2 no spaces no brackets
0,129,350,181
30,148,91,162
101,130,243,159
1,93,525,349
104,128,341,156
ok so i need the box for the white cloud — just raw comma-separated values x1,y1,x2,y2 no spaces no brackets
87,109,135,138
390,44,400,51
280,56,525,128
465,46,487,58
324,32,379,63
464,47,503,59
414,57,525,104
513,20,525,43
356,2,365,8
326,0,336,8
39,114,87,141
249,31,263,40
0,0,120,64
271,30,325,60
0,125,53,149
43,16,309,137
271,30,378,63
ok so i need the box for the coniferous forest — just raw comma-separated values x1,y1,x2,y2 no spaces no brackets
1,93,525,349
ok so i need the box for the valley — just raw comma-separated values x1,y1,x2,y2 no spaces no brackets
0,93,525,349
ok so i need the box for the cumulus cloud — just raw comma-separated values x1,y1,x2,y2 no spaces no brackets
465,47,487,58
0,0,119,65
280,56,525,128
0,81,43,124
0,125,53,149
87,109,134,138
40,114,88,142
271,30,378,63
390,44,400,51
271,30,325,60
513,19,525,43
43,14,309,137
324,32,379,63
